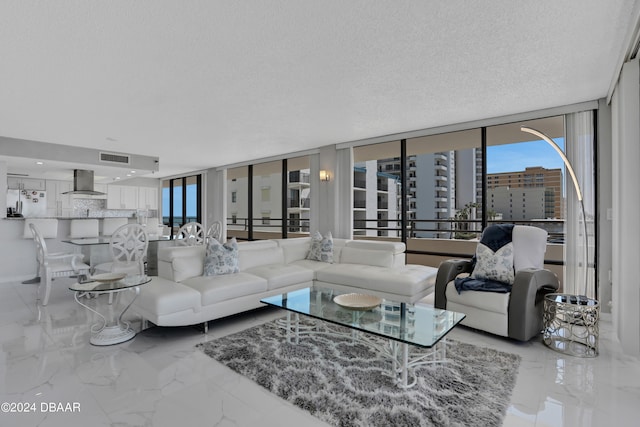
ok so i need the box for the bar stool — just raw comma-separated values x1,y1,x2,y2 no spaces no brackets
69,219,99,238
22,219,59,284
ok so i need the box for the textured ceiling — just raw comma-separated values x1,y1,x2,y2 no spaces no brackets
1,1,638,179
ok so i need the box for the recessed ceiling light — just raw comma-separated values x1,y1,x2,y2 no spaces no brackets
35,161,44,165
126,174,131,177
115,177,121,180
130,170,136,174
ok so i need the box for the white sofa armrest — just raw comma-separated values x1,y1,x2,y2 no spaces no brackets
158,245,206,281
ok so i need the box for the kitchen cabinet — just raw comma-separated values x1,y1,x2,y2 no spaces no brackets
107,185,138,209
45,180,73,216
8,177,46,190
138,187,158,210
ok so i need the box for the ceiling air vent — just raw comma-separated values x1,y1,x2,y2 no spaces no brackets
100,152,130,165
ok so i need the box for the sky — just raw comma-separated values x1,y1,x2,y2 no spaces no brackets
162,185,198,217
487,138,566,174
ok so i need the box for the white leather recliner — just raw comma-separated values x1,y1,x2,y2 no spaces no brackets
434,225,560,341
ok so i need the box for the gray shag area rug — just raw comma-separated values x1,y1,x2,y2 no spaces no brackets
197,318,520,427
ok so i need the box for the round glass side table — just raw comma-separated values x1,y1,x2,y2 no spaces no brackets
543,293,599,357
70,275,151,346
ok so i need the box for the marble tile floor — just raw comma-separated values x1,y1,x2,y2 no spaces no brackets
0,278,639,427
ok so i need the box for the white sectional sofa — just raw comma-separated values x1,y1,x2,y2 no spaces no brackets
132,237,437,329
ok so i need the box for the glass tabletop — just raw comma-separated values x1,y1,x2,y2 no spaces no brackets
545,293,599,307
63,235,171,245
69,275,152,293
261,287,466,348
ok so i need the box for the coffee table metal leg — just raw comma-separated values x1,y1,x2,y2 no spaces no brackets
400,343,409,388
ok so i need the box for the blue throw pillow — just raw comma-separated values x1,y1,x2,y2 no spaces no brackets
204,237,239,276
306,231,334,263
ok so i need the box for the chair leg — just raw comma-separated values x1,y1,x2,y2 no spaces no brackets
40,272,52,306
22,256,41,284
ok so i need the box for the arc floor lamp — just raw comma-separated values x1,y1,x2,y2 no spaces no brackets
520,126,590,298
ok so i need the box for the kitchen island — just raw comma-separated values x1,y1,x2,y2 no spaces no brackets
0,217,168,283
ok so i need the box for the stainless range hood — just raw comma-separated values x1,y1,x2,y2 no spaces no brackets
62,169,106,195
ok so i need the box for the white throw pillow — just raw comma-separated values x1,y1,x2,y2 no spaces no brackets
471,242,515,285
203,238,239,276
306,231,334,263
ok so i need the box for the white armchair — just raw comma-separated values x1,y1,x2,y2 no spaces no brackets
30,223,90,306
435,224,560,341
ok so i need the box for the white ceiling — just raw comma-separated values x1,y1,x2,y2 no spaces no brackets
1,1,638,180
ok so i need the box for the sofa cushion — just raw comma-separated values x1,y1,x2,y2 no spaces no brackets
339,247,393,268
275,237,311,264
135,277,202,316
159,245,206,262
238,247,285,270
344,240,406,255
445,281,509,314
291,259,334,274
245,264,314,290
306,231,334,263
173,256,204,282
204,237,239,276
316,264,436,298
181,272,268,306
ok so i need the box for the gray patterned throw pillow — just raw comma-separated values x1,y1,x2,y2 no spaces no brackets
204,237,240,276
306,231,334,263
471,242,515,285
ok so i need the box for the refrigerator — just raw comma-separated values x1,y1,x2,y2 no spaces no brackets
6,189,48,217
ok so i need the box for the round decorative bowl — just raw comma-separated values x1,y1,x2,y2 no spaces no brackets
90,272,126,283
333,293,382,311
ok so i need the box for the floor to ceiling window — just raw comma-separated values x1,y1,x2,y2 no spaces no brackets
162,174,202,236
227,166,249,240
252,161,282,240
349,113,595,293
405,129,482,242
226,155,313,240
486,117,566,237
286,155,311,237
352,141,402,238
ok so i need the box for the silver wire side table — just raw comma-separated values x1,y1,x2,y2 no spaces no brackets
543,293,599,357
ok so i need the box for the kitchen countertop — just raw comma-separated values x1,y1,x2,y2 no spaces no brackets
3,216,134,220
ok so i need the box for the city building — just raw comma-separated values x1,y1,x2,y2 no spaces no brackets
488,166,563,218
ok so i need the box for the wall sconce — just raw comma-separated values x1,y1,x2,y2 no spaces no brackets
319,170,331,182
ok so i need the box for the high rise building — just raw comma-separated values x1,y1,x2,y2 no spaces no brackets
487,166,563,219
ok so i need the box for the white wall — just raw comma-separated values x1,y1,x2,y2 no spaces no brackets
598,99,613,312
0,161,7,218
206,169,226,240
611,56,640,357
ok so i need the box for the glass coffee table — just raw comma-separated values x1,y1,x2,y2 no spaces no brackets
70,275,151,346
261,286,466,388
